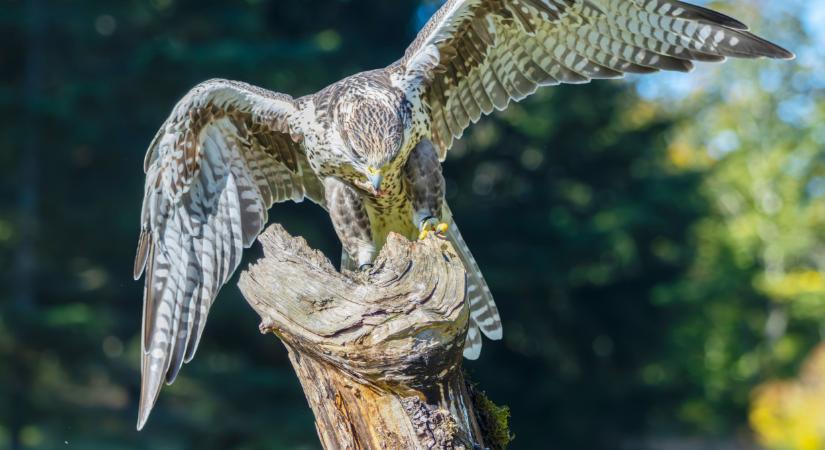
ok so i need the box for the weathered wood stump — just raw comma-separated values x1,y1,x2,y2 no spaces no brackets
238,224,507,450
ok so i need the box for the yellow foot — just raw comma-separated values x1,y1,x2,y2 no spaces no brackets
418,219,449,240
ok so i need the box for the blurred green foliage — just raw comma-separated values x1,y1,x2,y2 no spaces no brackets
0,0,818,449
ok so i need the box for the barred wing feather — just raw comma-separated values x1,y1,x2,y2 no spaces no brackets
399,0,794,154
133,79,323,430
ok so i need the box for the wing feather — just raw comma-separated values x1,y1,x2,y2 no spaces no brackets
397,0,793,155
134,79,324,430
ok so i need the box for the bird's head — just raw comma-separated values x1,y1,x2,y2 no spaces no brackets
337,95,408,196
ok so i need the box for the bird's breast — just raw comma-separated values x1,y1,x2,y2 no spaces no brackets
363,173,417,249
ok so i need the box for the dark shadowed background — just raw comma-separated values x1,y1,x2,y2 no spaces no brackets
2,0,823,449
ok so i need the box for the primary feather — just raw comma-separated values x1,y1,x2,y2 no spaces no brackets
134,79,323,430
398,0,793,152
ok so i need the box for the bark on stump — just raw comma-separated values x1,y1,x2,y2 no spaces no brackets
238,224,500,450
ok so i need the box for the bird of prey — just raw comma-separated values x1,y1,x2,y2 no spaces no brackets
134,0,792,429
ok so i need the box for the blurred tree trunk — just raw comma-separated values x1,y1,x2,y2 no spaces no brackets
18,0,43,312
238,225,509,450
12,0,45,448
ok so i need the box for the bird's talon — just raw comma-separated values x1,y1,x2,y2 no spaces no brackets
358,263,373,271
419,218,449,240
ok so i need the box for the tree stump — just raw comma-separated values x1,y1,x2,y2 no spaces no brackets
237,224,507,450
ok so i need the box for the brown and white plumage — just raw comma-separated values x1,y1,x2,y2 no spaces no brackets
134,79,324,429
396,0,793,152
135,0,791,429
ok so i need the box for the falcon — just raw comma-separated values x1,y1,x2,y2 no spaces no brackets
134,0,792,429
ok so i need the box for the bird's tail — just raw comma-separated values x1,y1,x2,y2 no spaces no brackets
442,204,502,359
340,249,359,272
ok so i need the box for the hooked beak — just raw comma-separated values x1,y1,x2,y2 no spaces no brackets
367,166,383,194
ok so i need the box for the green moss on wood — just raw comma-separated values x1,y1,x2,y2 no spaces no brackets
468,382,513,450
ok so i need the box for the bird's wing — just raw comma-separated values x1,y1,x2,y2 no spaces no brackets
134,79,323,430
395,0,793,156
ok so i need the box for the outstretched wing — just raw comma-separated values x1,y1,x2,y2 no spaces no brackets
397,0,793,155
134,79,323,430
